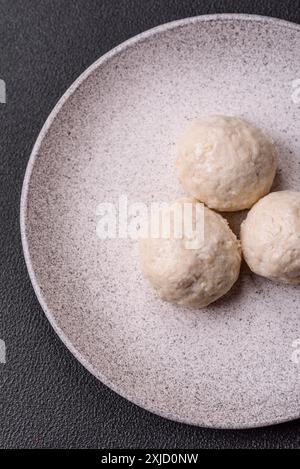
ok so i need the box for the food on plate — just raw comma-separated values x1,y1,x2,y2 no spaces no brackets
176,115,278,212
241,191,300,284
139,198,241,307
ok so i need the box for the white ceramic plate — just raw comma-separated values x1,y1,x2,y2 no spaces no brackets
21,14,300,428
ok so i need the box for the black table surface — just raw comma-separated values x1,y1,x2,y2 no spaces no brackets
1,0,300,449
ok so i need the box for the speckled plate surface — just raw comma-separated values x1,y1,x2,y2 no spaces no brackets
21,14,300,429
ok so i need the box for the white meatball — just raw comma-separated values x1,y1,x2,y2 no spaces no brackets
139,198,241,308
176,116,278,212
241,191,300,285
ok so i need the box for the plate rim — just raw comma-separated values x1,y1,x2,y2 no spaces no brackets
20,13,300,429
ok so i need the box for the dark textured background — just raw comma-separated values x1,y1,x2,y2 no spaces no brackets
0,0,300,449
